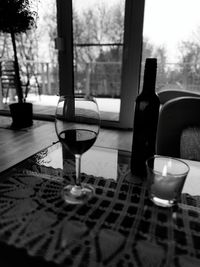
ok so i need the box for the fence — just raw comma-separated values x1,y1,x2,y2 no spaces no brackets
0,59,59,103
1,59,200,103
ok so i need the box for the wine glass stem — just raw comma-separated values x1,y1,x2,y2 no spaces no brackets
75,154,81,187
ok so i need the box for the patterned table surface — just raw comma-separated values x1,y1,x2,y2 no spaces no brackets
1,143,200,267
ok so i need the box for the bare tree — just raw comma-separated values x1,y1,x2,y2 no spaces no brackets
73,2,124,65
178,40,200,91
16,31,41,97
154,46,168,90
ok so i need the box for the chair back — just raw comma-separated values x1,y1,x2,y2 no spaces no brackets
156,96,200,159
157,89,200,105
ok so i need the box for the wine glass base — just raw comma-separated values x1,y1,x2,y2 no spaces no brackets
62,183,94,204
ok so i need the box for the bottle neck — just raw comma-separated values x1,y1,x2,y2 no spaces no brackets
141,58,157,95
142,81,156,94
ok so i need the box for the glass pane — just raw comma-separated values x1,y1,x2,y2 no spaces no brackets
27,0,59,115
142,0,200,98
72,0,125,121
0,0,59,116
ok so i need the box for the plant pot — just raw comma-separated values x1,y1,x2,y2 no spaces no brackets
9,102,33,129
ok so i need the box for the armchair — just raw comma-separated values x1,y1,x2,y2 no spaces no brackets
156,96,200,160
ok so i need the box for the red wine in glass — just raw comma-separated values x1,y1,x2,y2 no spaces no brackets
55,95,100,204
58,129,97,155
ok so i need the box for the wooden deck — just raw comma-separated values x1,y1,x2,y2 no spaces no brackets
0,97,120,121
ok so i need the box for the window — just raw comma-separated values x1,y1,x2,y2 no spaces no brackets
0,0,59,117
73,0,125,122
0,0,145,128
57,0,145,129
142,0,200,96
2,1,199,127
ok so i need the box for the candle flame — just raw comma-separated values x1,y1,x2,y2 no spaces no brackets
162,165,168,176
168,160,172,168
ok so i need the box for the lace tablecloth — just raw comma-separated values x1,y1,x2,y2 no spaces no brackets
1,158,200,267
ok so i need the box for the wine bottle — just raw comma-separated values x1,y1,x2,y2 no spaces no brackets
131,58,160,177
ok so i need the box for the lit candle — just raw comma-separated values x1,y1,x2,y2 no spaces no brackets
146,156,189,207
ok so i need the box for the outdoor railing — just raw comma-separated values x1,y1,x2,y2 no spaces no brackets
1,59,200,103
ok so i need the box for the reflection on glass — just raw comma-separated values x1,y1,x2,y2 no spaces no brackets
36,142,131,182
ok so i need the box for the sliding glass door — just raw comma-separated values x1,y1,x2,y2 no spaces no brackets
57,0,145,129
72,0,124,122
2,0,199,128
0,0,145,129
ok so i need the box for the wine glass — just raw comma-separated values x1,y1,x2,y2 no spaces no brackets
55,95,100,204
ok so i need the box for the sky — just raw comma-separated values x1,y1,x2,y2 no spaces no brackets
36,0,200,63
74,0,200,62
143,0,200,62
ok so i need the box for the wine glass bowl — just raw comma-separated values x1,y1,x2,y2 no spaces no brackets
55,95,100,204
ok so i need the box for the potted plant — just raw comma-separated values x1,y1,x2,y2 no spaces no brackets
0,0,37,128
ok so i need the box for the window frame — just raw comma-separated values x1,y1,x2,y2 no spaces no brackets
56,0,145,129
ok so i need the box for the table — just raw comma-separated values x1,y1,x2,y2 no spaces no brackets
1,142,200,266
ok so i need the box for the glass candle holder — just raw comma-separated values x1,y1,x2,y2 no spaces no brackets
146,156,190,207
